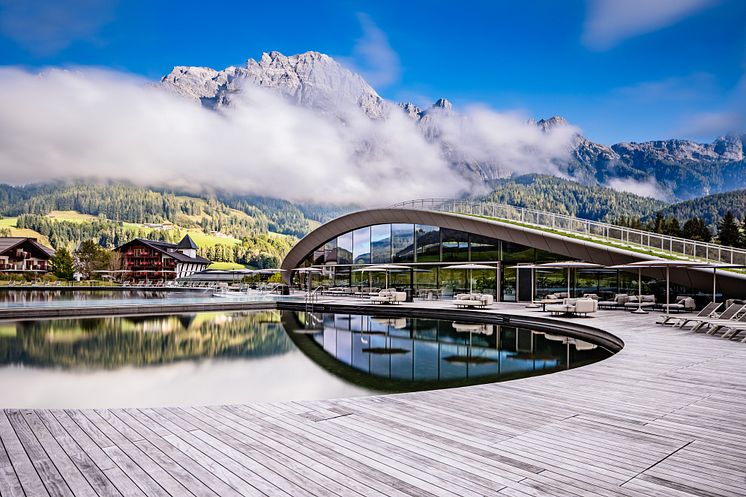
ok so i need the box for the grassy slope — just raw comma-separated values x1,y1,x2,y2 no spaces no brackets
3,212,244,249
0,217,51,246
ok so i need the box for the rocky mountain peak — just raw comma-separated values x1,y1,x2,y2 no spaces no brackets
161,50,386,118
159,49,746,201
432,98,453,111
535,116,569,132
399,102,422,119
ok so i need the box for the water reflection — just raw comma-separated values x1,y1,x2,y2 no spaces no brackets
0,311,292,368
283,311,612,392
0,310,612,408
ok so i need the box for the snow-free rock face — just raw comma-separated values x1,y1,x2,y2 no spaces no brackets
162,50,746,200
162,51,386,118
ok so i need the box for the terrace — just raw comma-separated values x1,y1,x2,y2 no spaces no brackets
1,296,744,496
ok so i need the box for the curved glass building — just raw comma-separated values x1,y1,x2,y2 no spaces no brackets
281,206,746,302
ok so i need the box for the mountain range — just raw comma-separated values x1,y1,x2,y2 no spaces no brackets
161,50,746,202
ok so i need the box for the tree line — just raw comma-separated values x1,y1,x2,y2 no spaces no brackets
616,210,746,247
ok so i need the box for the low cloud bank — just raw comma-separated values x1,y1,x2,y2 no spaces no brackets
0,67,465,205
0,67,580,206
605,176,668,200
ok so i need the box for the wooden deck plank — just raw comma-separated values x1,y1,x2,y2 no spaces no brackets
4,410,71,497
2,302,746,496
47,410,147,497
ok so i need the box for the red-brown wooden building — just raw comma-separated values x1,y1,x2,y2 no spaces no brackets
115,235,210,281
0,237,54,273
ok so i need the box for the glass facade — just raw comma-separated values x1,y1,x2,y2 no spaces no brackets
352,227,370,264
370,224,391,264
392,224,415,262
415,225,440,262
298,222,697,303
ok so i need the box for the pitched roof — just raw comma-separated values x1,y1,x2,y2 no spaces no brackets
116,238,210,264
0,237,55,258
177,234,198,250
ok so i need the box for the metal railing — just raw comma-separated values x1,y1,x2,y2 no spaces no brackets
390,198,746,265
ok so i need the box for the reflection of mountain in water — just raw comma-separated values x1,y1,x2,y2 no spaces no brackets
282,310,612,393
0,311,294,369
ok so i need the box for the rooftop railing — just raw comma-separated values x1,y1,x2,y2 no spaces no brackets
390,198,746,266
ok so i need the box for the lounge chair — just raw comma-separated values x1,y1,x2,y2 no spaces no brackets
697,308,746,335
707,313,746,338
686,304,745,332
661,302,721,326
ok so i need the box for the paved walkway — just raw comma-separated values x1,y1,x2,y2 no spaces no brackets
1,302,745,496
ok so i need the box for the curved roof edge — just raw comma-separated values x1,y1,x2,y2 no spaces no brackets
281,208,746,298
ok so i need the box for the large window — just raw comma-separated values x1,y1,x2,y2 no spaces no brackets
469,234,499,261
337,232,353,264
370,224,392,264
324,238,337,264
502,241,534,264
415,225,440,262
352,227,370,264
392,224,415,263
441,229,469,262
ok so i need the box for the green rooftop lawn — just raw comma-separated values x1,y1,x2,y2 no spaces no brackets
470,213,746,274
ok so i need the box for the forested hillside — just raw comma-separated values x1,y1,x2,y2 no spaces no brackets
483,175,669,221
0,183,304,267
0,183,346,237
655,189,746,228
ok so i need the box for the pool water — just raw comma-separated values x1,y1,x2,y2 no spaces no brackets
0,310,612,408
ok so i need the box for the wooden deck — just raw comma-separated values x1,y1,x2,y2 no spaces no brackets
2,301,746,496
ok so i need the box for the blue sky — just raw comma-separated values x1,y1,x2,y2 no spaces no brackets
1,0,744,144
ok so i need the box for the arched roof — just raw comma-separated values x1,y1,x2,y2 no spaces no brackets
281,208,746,298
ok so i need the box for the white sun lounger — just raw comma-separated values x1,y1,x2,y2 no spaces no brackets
661,302,720,326
688,304,745,332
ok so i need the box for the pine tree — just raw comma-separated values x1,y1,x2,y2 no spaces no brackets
50,247,75,280
717,211,741,247
682,217,712,242
662,216,681,237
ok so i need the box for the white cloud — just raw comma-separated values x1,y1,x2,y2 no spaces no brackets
0,67,583,207
427,107,580,179
0,0,116,55
0,67,467,206
582,0,717,50
605,176,669,200
342,13,401,88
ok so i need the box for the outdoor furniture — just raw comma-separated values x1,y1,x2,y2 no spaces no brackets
662,296,696,314
534,298,563,311
690,304,746,333
703,312,746,337
624,295,656,311
660,302,721,326
598,294,628,310
370,289,406,304
454,293,494,308
546,298,598,316
720,318,746,340
685,304,745,332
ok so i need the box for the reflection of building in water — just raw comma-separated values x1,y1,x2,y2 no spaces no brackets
284,312,611,390
0,310,292,369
